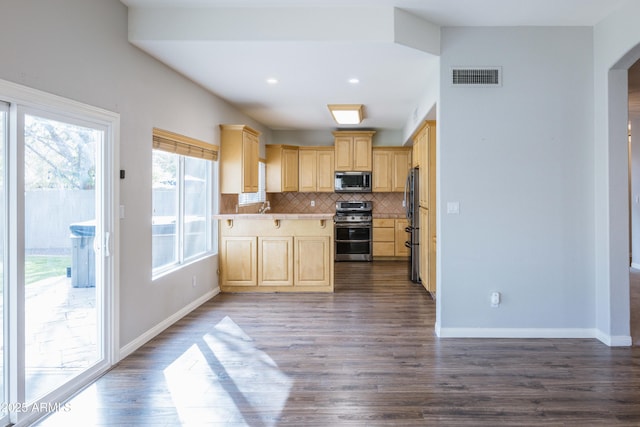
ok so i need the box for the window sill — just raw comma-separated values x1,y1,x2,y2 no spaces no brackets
152,251,217,281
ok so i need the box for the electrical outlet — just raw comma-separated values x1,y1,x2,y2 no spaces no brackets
311,200,315,207
491,291,500,307
192,276,197,287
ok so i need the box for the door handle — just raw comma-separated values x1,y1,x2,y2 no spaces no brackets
105,231,111,257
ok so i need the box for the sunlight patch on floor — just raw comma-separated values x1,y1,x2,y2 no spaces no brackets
164,316,292,425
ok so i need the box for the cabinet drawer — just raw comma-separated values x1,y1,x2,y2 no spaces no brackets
373,218,395,227
373,227,395,242
373,242,395,256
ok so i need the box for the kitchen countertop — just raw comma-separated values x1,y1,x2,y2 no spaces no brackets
213,213,334,220
373,213,406,219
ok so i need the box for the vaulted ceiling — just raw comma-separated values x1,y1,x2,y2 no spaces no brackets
120,0,638,130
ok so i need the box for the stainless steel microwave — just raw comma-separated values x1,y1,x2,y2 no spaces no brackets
334,171,372,193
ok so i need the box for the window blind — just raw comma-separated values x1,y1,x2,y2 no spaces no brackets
238,161,266,205
152,127,218,161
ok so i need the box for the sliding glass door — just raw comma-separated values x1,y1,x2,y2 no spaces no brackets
0,102,8,427
0,80,117,426
22,111,104,403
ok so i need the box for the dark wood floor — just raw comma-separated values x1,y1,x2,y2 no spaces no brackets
39,261,640,426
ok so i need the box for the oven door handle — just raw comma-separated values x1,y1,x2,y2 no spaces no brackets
334,223,372,228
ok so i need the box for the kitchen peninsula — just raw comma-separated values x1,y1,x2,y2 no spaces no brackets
216,213,334,293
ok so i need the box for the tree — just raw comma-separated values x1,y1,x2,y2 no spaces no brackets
24,114,97,190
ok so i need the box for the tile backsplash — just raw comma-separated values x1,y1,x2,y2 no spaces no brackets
220,192,405,215
273,192,405,215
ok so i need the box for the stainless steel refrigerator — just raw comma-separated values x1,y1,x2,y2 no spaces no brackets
403,168,420,283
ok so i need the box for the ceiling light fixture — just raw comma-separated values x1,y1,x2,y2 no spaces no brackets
266,78,278,85
348,78,360,84
328,104,364,125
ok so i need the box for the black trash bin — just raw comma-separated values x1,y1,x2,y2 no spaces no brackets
69,220,95,288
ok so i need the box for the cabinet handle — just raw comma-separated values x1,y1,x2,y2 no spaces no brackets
226,219,233,228
320,219,326,228
273,219,280,229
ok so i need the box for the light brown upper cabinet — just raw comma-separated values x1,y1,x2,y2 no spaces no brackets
219,124,260,193
372,147,412,192
333,131,375,171
266,145,299,192
411,121,435,207
412,129,423,168
298,147,335,192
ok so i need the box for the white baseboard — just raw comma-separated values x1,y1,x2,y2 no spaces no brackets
595,329,632,347
631,262,640,270
119,287,220,360
434,327,633,347
437,327,596,340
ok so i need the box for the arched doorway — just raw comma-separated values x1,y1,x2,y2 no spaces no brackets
628,59,640,345
605,42,640,347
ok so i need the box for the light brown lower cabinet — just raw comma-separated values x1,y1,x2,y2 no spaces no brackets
258,237,293,286
219,218,334,292
373,218,409,259
219,236,257,287
295,236,331,286
419,207,435,295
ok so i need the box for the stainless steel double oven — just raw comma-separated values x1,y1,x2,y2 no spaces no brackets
334,201,372,261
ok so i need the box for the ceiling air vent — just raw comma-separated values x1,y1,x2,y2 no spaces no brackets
451,67,502,87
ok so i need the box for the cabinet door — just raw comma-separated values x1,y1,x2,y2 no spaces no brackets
392,150,412,192
352,136,372,171
428,208,436,295
316,149,335,192
295,236,331,286
298,150,317,192
419,208,430,292
282,148,299,192
258,237,293,286
242,132,259,193
427,122,436,294
334,137,353,171
372,150,392,192
220,237,257,287
412,126,425,169
419,123,432,206
395,219,410,257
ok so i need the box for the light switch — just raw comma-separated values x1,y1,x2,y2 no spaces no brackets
119,205,125,219
447,202,460,214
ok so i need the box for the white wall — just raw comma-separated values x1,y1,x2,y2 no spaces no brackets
593,0,640,344
402,57,439,143
437,27,596,336
0,0,270,352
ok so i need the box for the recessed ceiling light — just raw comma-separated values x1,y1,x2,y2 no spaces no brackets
266,78,278,85
348,78,360,84
328,104,364,125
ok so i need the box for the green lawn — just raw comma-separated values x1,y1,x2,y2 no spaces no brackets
25,255,71,285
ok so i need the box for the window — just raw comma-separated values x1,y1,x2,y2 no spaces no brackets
152,128,217,274
238,161,265,205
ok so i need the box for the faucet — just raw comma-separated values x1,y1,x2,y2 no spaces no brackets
258,200,271,214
